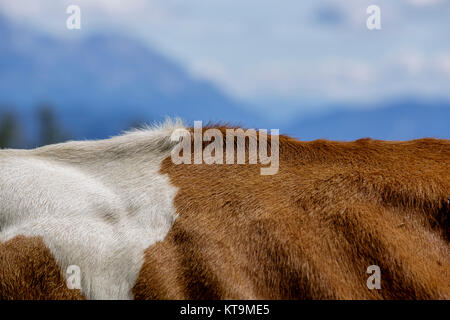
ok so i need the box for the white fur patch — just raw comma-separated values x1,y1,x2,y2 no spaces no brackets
0,119,184,300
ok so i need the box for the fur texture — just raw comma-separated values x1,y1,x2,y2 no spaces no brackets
134,128,450,300
0,120,183,299
1,121,449,300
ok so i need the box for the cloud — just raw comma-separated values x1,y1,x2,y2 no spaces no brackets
407,0,443,6
436,53,450,77
1,0,449,118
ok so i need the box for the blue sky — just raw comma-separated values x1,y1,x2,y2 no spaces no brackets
1,0,449,121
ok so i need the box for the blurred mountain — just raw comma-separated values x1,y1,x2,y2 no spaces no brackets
1,14,449,146
0,14,258,142
286,99,450,141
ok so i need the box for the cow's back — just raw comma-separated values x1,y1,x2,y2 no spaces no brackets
134,135,450,299
1,126,449,300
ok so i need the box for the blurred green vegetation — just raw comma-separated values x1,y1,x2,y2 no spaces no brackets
0,105,148,149
0,105,69,149
0,111,21,148
37,105,68,146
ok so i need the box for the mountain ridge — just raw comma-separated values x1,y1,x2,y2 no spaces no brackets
0,13,449,145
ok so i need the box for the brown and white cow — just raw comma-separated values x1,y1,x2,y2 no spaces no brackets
0,120,449,300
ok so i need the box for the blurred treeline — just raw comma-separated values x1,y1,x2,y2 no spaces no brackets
0,105,68,149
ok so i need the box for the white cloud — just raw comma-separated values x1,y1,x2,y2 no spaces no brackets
407,0,443,6
392,51,426,76
436,53,450,77
1,0,449,117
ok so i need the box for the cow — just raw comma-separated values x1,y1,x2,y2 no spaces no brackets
0,119,449,300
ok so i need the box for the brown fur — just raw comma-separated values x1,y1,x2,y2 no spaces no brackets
133,128,450,300
0,236,85,300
